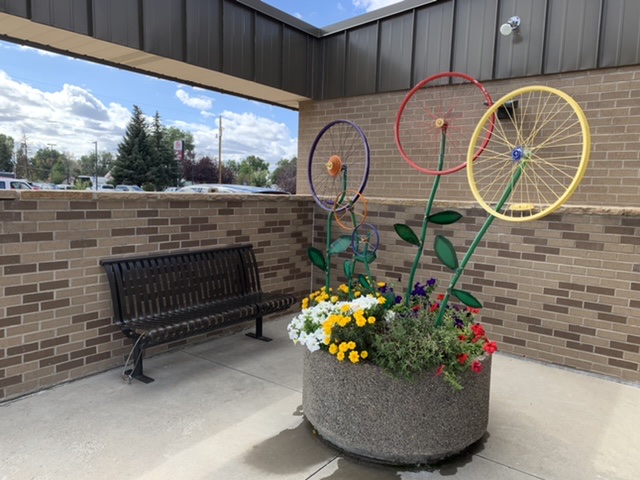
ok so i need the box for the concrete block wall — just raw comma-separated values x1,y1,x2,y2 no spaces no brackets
0,191,312,401
299,65,640,385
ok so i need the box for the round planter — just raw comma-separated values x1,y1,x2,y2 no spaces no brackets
302,349,491,465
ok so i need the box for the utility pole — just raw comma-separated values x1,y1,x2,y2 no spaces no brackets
218,116,223,184
92,141,98,190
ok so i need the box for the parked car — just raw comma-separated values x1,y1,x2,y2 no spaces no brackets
0,177,33,190
86,184,115,191
115,185,144,192
177,184,289,195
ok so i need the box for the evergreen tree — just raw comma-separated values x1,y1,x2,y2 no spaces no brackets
0,134,15,173
112,105,153,187
149,112,180,190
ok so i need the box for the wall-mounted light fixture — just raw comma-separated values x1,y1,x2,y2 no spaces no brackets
500,16,521,36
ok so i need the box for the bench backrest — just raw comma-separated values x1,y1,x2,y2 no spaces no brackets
100,244,263,324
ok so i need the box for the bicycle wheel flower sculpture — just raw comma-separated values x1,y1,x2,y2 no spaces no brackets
467,85,591,222
395,71,494,175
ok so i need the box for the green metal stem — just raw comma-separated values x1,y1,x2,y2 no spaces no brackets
325,169,350,291
435,162,526,327
405,130,447,305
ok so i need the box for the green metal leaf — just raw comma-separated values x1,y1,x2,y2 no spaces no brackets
394,223,421,247
434,235,459,271
451,289,483,309
428,210,463,225
344,259,353,279
307,247,326,272
354,251,377,264
358,274,371,291
329,235,352,255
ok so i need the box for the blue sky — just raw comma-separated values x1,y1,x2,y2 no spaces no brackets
0,0,401,167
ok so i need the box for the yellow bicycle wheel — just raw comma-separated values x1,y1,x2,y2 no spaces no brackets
467,86,590,222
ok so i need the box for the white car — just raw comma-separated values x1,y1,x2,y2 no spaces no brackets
0,176,33,190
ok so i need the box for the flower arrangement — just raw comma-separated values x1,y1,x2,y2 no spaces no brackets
288,278,498,389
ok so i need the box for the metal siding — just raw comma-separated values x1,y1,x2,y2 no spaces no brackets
544,0,599,73
185,0,222,70
31,0,89,34
600,0,640,67
452,0,498,81
378,13,413,92
412,1,454,86
495,0,546,79
93,0,141,49
142,0,184,60
345,24,378,96
0,0,28,16
322,33,346,99
255,15,282,88
282,26,311,96
222,1,255,80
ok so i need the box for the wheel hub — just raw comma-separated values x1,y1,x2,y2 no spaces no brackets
326,155,343,177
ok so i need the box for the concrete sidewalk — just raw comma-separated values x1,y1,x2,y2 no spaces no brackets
1,314,639,480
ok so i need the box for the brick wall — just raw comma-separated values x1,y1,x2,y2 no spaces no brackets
298,65,640,208
299,65,640,385
0,191,313,401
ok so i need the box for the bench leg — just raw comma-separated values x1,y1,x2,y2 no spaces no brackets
246,316,272,342
125,341,155,384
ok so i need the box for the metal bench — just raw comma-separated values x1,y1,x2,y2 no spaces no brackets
100,244,296,383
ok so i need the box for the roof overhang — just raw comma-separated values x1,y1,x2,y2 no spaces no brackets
0,12,309,110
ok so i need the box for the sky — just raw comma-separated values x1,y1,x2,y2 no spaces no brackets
0,0,402,168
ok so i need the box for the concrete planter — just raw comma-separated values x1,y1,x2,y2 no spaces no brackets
302,349,491,465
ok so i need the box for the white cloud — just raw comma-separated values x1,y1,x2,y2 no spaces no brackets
0,71,128,157
352,0,403,13
175,89,213,110
170,110,297,166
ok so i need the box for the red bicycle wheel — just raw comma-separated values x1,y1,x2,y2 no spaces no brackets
394,72,494,175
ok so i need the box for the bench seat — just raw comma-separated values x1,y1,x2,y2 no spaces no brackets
101,244,296,383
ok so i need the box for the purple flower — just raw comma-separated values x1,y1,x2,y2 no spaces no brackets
427,278,436,287
411,282,427,297
454,317,464,329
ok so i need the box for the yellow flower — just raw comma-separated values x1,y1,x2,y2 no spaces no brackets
360,351,368,359
377,296,387,305
340,304,351,313
347,341,356,350
368,316,376,324
329,343,338,354
331,295,338,303
339,342,349,353
338,316,351,327
301,298,309,309
337,351,345,361
339,284,349,294
356,317,366,327
349,351,360,363
377,282,386,288
323,336,331,345
354,291,361,298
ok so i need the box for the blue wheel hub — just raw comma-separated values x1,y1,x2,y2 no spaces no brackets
511,147,525,162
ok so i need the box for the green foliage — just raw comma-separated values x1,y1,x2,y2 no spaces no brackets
328,235,352,254
451,289,483,308
271,157,297,193
308,247,326,272
237,155,270,187
427,210,463,225
0,134,15,173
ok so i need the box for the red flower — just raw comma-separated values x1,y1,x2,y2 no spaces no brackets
483,341,498,355
468,308,481,315
458,335,467,342
472,335,483,344
471,360,483,373
457,353,468,365
471,324,485,337
429,303,439,313
435,365,445,377
412,305,421,312
437,294,445,301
